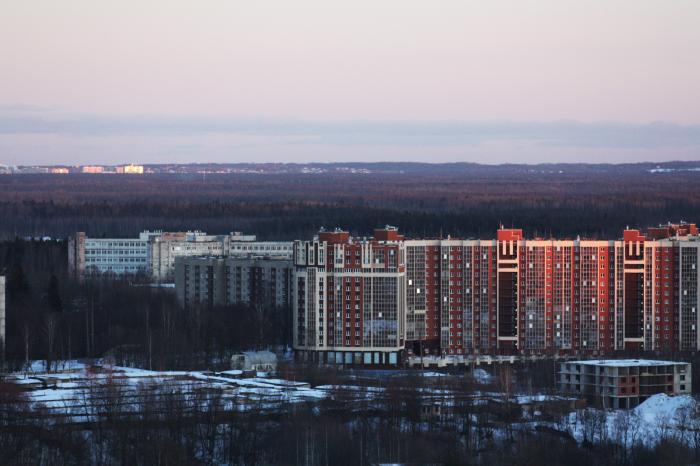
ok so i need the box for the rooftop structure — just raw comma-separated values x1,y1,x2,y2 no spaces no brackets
646,222,699,240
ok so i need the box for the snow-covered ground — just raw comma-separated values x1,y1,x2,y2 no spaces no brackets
6,362,328,419
472,368,492,385
562,393,699,448
7,361,698,450
634,392,696,424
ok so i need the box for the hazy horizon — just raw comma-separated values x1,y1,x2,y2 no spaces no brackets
2,0,699,165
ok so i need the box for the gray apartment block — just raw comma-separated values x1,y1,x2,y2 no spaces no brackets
150,232,227,282
559,359,692,409
175,255,293,309
152,234,293,282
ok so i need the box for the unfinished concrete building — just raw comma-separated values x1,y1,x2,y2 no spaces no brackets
559,359,692,409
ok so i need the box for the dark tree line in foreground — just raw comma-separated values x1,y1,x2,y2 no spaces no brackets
2,366,700,465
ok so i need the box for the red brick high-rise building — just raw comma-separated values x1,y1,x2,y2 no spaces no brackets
293,223,700,364
293,227,406,365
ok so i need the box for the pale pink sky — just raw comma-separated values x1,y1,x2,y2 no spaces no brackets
1,0,699,164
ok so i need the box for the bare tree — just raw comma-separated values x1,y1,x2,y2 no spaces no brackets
42,313,59,373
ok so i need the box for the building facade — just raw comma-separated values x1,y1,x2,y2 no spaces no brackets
227,240,294,257
67,232,86,281
116,164,144,174
559,359,692,409
68,230,293,282
81,166,104,174
292,227,407,365
70,222,700,361
402,223,700,357
150,231,227,282
293,222,700,363
175,255,293,309
68,231,156,278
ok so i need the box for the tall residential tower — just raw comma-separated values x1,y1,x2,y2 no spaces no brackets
293,223,700,364
293,227,406,365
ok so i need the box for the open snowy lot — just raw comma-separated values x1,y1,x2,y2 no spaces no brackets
6,361,698,451
6,362,328,421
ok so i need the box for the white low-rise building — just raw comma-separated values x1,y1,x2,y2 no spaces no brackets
68,230,293,282
68,231,158,277
230,351,278,372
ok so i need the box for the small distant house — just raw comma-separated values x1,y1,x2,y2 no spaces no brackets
231,351,277,372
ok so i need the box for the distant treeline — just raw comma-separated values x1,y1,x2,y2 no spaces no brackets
1,170,700,240
1,199,699,241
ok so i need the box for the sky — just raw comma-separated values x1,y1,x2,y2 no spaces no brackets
1,0,699,165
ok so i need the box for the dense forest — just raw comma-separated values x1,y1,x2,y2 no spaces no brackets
0,167,699,240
